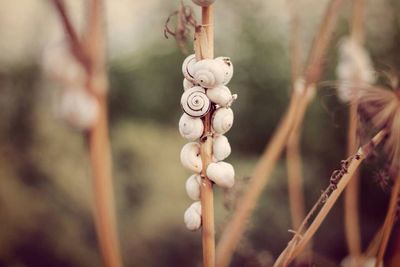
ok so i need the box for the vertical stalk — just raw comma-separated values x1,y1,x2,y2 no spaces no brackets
375,175,400,267
199,5,215,267
84,1,123,267
344,0,365,263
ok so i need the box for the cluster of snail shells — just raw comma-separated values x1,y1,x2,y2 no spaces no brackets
180,54,237,231
42,42,99,130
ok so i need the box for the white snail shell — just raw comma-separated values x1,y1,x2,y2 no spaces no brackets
206,85,237,107
184,201,202,231
181,86,211,117
213,135,231,161
58,89,99,130
182,54,197,82
215,57,234,85
193,59,225,89
180,142,203,173
206,162,235,188
185,174,201,200
192,0,216,7
212,107,234,134
183,78,196,90
179,113,204,141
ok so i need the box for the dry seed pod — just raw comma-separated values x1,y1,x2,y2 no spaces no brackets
192,0,216,7
58,89,99,130
213,135,231,161
183,78,195,90
206,161,235,188
182,54,197,82
184,201,202,231
193,59,225,88
181,86,211,117
212,107,234,134
185,174,202,200
179,113,204,141
215,56,234,85
206,85,237,107
180,142,202,173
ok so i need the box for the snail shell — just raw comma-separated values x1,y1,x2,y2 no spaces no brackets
212,107,234,134
183,78,196,90
184,201,202,231
206,162,235,188
180,142,203,173
185,174,201,200
182,54,197,82
213,135,231,161
181,86,211,118
179,113,204,141
215,57,234,85
58,88,99,130
206,85,237,107
192,0,216,7
193,59,225,88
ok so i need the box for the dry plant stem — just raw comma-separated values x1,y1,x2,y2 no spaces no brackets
52,1,123,267
344,0,365,261
375,174,400,267
216,1,343,266
286,0,306,232
344,101,362,262
198,5,215,267
274,131,387,267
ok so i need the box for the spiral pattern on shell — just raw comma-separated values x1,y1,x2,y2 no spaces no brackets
181,87,211,117
193,59,225,88
212,107,234,134
182,54,197,82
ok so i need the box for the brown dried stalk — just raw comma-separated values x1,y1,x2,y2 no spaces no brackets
51,1,123,267
196,5,216,267
344,0,366,263
286,0,306,233
273,131,387,267
375,175,400,267
215,1,343,266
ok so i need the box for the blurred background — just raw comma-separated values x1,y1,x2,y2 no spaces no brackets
1,0,400,266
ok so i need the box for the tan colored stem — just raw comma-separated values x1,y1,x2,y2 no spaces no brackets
344,1,366,262
344,101,362,264
375,175,400,267
198,5,215,267
215,1,343,266
274,131,386,267
52,1,123,267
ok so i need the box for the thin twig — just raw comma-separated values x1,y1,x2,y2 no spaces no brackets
50,0,88,68
375,174,400,267
198,5,216,267
273,131,387,267
215,1,343,266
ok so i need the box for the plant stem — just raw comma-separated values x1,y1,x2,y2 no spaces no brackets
198,5,215,267
344,1,365,263
215,1,343,266
274,131,387,267
51,1,123,266
375,174,400,267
